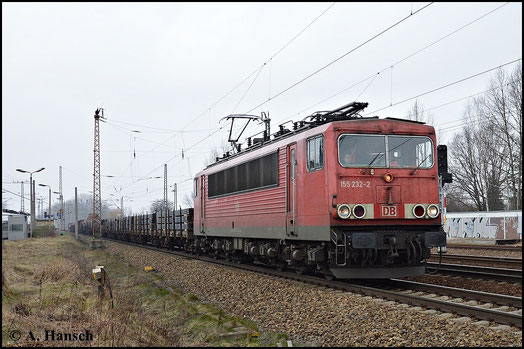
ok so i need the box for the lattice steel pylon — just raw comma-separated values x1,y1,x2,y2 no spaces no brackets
93,108,104,238
163,164,168,233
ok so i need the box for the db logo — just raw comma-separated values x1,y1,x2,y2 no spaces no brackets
382,205,397,217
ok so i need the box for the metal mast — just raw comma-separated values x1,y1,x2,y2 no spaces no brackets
59,165,64,231
20,181,24,212
93,108,104,238
163,164,168,233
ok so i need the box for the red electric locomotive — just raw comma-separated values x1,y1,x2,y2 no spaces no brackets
193,102,452,279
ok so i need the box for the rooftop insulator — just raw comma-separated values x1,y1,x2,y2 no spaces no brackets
263,130,268,140
226,151,230,157
293,122,298,130
237,144,241,152
247,137,252,146
215,157,219,162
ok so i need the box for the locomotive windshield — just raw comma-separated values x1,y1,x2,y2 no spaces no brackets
338,134,434,168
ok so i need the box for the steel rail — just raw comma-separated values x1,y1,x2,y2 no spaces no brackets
97,235,522,328
447,243,522,251
384,279,522,308
430,254,522,265
426,262,522,283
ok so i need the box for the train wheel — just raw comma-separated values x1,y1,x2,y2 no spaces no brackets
319,263,335,281
323,273,335,281
276,262,286,271
294,267,305,275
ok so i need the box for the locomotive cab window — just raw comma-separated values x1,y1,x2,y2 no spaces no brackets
338,134,434,168
339,135,386,168
388,136,433,168
306,135,324,171
193,178,198,197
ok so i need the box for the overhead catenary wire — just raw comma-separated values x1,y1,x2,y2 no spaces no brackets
231,3,337,114
354,72,381,102
109,3,496,203
244,2,434,114
104,119,215,134
114,3,434,201
231,64,267,114
427,78,519,119
103,1,422,202
100,3,517,212
363,58,522,116
2,187,52,207
273,2,513,126
106,3,336,192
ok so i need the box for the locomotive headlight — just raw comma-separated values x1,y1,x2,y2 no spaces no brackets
353,204,366,219
427,204,440,218
384,173,394,183
413,204,426,219
337,204,351,219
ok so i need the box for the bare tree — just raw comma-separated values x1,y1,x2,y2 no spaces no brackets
482,64,522,209
407,100,434,125
449,90,510,211
106,208,122,219
203,139,231,167
182,193,193,208
406,100,445,143
57,193,111,225
445,183,477,212
149,199,174,213
203,147,221,167
445,64,522,212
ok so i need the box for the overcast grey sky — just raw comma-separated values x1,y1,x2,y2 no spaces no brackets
2,2,522,214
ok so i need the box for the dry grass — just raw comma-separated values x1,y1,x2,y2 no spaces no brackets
2,235,288,347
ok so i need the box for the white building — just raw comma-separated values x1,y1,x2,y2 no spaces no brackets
2,214,29,240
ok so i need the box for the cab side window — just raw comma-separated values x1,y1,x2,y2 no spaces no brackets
193,178,198,197
306,136,324,171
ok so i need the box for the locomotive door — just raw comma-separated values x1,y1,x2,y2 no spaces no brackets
200,174,205,233
286,144,297,237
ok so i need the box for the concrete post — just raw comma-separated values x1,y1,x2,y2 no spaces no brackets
75,187,78,239
30,177,35,238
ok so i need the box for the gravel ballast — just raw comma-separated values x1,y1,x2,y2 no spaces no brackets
403,274,522,298
106,242,522,347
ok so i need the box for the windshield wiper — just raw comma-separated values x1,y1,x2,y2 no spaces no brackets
411,153,432,175
363,152,384,174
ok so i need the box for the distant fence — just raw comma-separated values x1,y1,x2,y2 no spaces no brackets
444,210,522,240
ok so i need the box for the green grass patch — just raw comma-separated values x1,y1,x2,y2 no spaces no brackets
2,235,289,347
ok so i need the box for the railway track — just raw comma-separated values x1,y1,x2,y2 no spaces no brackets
430,254,522,266
426,262,522,283
447,243,522,251
99,236,522,328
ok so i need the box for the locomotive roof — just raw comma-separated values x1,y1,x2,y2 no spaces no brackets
200,102,434,173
